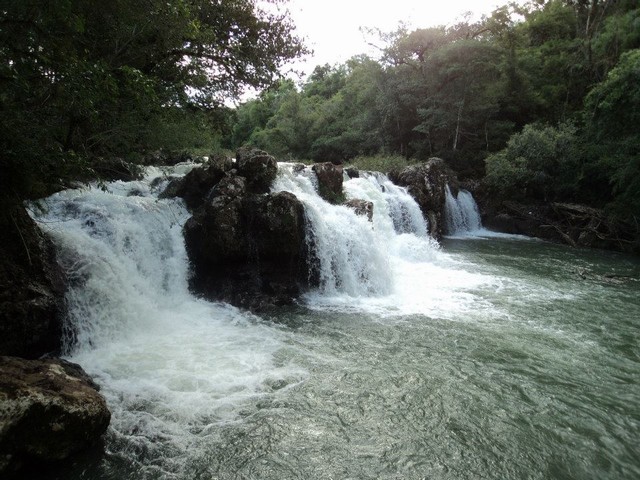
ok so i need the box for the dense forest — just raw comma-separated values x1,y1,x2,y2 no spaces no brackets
0,0,304,207
1,0,639,226
229,0,640,224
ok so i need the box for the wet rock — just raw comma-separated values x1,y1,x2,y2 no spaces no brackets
344,199,374,221
0,356,110,475
160,154,234,210
389,158,459,239
312,162,344,204
481,201,640,252
236,147,277,194
345,167,360,179
0,206,65,358
184,188,308,311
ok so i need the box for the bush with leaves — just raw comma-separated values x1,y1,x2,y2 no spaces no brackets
485,123,581,202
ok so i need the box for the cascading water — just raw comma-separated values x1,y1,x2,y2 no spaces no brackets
27,163,640,480
272,165,483,315
31,167,306,477
444,184,483,235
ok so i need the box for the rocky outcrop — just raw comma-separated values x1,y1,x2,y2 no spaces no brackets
0,206,66,359
181,150,309,311
0,356,110,475
481,201,640,252
389,158,459,239
236,147,278,194
312,162,344,204
185,190,308,311
160,154,234,210
344,199,374,221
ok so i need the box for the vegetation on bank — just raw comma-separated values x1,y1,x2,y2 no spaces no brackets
0,0,304,209
1,0,639,231
228,0,640,225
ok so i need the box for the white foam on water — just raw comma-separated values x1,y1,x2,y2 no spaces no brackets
32,167,305,475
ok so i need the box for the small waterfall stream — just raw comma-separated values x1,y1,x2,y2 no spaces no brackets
444,184,483,235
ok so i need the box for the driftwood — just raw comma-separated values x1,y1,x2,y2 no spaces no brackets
500,201,639,252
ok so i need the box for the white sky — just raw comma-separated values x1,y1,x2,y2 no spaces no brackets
279,0,513,78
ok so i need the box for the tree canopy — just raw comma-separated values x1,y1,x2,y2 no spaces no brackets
0,0,304,203
229,0,640,221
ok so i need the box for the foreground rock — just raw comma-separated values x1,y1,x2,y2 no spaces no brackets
182,149,309,310
0,356,110,475
389,158,459,239
0,206,66,358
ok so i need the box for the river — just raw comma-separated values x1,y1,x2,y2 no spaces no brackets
31,164,640,480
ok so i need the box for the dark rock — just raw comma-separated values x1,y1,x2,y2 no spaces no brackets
0,356,110,475
389,158,459,239
312,162,344,204
345,167,360,179
344,199,374,221
160,155,233,210
0,206,65,358
480,200,640,252
236,147,278,194
184,189,308,311
205,173,247,204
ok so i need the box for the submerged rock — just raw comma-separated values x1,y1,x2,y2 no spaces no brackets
0,206,65,358
389,158,459,239
312,162,344,204
0,356,110,475
344,199,374,221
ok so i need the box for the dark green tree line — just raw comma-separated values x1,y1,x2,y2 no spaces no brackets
230,0,640,220
0,0,304,205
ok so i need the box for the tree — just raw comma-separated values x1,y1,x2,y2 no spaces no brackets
0,0,304,203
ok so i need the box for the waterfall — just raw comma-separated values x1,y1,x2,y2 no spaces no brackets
444,184,483,235
30,167,304,475
271,164,443,307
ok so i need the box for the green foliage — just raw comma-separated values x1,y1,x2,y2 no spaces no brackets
583,49,640,219
485,123,581,201
347,155,416,173
0,0,304,204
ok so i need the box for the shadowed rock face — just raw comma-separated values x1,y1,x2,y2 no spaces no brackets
0,356,110,475
160,154,234,210
0,206,66,359
389,158,459,239
236,147,278,194
181,151,308,311
312,162,344,204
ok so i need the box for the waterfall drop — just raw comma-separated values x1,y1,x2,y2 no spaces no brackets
444,184,483,235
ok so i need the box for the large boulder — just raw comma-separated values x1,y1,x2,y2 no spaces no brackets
0,206,65,358
184,179,308,311
236,147,278,194
0,356,111,475
389,158,459,239
312,162,344,204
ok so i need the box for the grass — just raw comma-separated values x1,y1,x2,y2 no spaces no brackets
346,154,419,173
